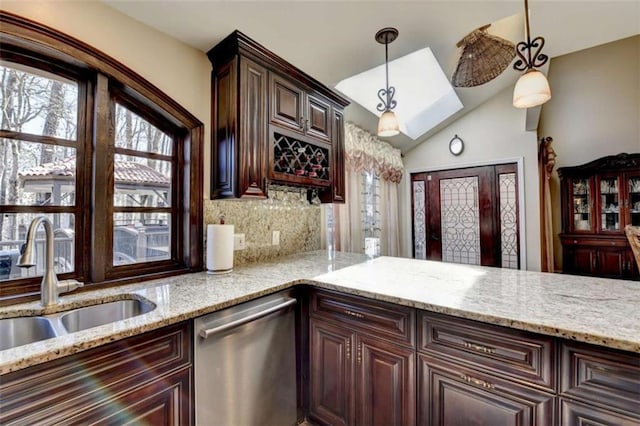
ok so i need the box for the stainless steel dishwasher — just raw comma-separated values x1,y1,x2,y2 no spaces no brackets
195,290,298,426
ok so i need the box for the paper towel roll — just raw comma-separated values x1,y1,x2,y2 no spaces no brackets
207,224,234,274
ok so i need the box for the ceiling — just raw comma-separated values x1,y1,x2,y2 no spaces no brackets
102,0,640,153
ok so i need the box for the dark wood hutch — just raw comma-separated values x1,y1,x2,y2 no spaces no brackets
207,31,350,203
558,153,640,280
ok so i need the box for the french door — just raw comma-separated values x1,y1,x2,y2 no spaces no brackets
411,163,520,268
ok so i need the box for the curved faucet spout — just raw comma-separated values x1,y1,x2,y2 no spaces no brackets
17,216,83,307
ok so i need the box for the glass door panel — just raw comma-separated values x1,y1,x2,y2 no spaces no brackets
629,176,640,227
600,177,620,231
572,178,591,231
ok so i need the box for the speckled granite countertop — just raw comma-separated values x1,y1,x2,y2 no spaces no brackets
2,252,639,374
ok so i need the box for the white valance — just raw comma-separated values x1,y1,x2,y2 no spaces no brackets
344,122,404,183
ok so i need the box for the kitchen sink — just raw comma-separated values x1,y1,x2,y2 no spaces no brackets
61,298,155,333
0,296,156,351
0,316,57,351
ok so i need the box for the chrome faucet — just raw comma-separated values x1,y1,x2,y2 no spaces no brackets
17,216,83,307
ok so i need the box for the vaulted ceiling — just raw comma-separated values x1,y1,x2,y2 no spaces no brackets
102,1,640,152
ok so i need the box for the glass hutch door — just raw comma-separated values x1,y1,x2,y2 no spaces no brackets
571,178,592,232
628,174,640,227
599,176,620,232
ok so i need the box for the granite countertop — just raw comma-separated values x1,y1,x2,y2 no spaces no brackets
2,252,639,375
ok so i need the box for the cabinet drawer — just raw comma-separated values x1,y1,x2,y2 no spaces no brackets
418,311,555,391
560,341,640,416
560,398,640,426
310,290,415,347
418,354,555,426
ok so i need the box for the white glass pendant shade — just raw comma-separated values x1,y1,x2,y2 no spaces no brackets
513,69,551,108
377,110,400,137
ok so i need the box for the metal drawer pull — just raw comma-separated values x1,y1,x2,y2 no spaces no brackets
199,298,297,340
463,341,496,354
344,309,365,319
460,374,495,389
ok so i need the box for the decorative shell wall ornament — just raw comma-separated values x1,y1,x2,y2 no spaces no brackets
451,24,516,87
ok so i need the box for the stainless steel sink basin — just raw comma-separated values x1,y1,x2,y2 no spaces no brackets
0,316,57,351
0,296,156,351
60,298,156,333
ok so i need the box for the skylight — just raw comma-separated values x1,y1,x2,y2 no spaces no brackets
335,47,463,140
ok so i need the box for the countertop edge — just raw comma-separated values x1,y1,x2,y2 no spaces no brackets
2,252,639,375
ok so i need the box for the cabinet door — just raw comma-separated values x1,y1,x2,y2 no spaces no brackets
305,93,331,143
568,177,594,233
212,59,237,198
560,398,640,426
598,175,622,233
625,173,640,227
270,73,304,133
309,318,356,426
418,355,554,426
323,109,345,203
239,57,268,197
597,247,627,278
564,246,596,275
66,368,192,425
357,335,416,426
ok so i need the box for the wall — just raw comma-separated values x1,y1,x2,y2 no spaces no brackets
538,35,640,270
3,1,323,265
400,87,541,271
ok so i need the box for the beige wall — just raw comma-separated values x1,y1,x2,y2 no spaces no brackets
400,87,541,271
539,35,640,270
2,1,323,265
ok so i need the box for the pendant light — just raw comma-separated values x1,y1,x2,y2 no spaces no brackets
513,0,551,108
375,27,400,137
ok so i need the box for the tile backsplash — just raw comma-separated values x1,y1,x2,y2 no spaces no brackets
203,189,322,265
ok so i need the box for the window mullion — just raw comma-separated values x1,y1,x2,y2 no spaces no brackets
91,73,112,283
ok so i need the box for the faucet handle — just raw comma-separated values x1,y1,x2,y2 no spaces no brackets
58,279,84,293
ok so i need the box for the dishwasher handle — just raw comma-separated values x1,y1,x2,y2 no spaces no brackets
199,297,297,340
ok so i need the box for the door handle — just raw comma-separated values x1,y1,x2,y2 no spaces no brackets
199,298,297,339
430,234,440,241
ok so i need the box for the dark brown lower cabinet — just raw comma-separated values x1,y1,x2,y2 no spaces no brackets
418,354,555,426
309,317,415,426
0,322,193,425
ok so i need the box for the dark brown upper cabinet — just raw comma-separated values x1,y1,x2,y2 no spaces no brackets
207,30,349,202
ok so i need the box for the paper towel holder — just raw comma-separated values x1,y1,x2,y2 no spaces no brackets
206,224,234,274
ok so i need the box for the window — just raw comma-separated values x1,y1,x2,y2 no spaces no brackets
362,171,381,258
0,14,203,301
0,59,85,288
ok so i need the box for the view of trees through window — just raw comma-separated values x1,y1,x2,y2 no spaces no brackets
112,103,174,265
0,61,178,281
0,61,79,281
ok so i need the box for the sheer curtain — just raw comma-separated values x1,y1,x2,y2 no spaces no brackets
329,123,403,256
